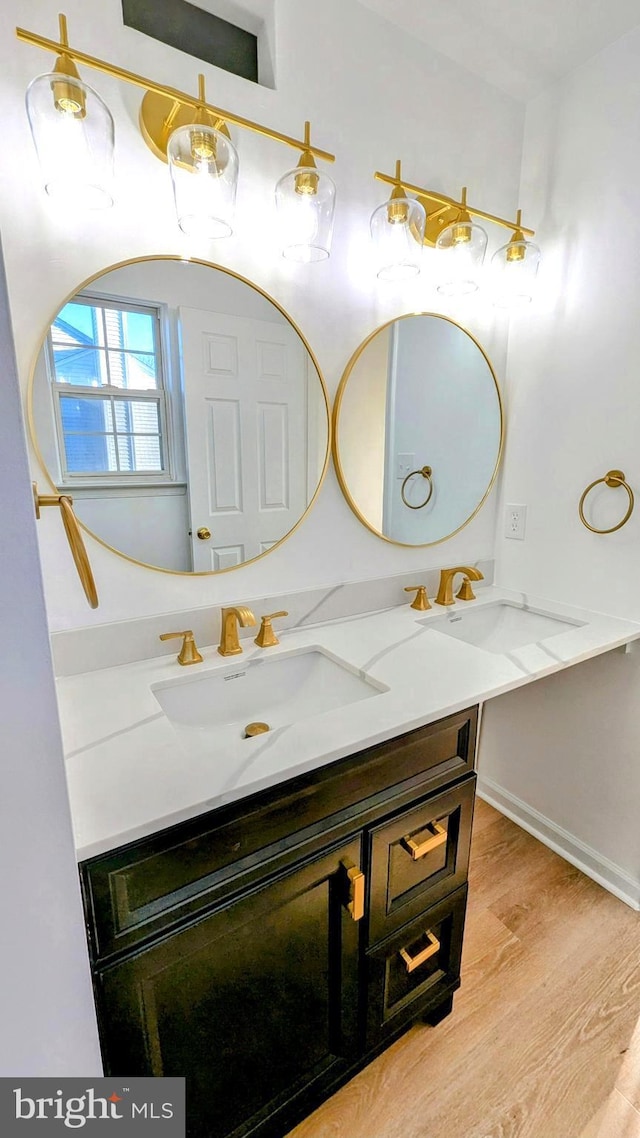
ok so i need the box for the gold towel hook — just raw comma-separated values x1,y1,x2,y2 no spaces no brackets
401,465,434,510
33,483,99,608
578,470,634,535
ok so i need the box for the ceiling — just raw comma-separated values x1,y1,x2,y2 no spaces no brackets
357,0,640,101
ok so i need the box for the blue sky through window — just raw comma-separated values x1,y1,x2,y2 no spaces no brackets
50,298,166,476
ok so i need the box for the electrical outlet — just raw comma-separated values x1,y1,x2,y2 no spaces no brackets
504,503,527,540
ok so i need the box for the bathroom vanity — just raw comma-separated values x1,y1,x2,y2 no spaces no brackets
56,587,640,1138
81,708,476,1138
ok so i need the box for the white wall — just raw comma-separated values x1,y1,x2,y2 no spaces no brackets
481,22,640,906
0,241,102,1073
0,0,524,631
495,26,640,615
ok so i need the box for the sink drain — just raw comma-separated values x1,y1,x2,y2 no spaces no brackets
244,721,270,738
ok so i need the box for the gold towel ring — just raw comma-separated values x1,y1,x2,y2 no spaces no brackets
401,465,434,510
578,469,634,534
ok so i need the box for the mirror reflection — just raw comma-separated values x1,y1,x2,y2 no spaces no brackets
30,258,329,573
334,314,502,546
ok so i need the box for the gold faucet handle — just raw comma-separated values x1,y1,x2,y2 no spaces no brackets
404,585,431,611
254,610,289,648
456,577,477,602
159,630,203,666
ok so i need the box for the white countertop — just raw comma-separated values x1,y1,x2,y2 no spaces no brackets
57,587,640,861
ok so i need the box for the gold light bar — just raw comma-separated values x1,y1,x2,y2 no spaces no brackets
16,15,335,164
374,168,534,247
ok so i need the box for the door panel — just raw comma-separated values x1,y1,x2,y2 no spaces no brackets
179,308,307,570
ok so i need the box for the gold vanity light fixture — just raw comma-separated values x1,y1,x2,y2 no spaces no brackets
17,15,336,252
24,14,114,209
370,160,426,280
434,186,488,296
165,74,239,239
274,122,337,262
490,210,541,307
373,164,539,300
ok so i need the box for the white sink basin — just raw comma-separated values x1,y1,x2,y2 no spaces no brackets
422,602,585,654
151,646,387,741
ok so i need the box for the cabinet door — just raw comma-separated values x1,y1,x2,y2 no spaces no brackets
97,838,362,1138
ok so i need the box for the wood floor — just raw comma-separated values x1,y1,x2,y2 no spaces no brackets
288,798,640,1138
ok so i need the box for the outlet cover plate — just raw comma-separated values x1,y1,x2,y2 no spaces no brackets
505,503,527,540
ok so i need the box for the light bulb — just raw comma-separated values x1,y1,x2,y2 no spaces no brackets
370,194,425,281
26,71,114,209
435,218,487,295
275,162,335,262
281,192,321,251
491,232,541,307
168,123,238,239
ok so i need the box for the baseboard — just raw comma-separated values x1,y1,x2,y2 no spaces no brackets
476,775,640,911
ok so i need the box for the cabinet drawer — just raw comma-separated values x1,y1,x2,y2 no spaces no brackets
82,707,477,962
365,886,467,1050
367,776,474,945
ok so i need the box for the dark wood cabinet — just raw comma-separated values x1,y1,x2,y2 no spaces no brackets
98,838,361,1138
81,706,478,1138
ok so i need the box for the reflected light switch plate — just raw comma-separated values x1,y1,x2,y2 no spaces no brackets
397,453,415,479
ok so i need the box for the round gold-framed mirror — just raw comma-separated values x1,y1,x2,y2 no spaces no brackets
28,256,330,575
333,313,503,547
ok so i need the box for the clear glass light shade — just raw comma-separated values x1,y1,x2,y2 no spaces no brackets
435,218,488,295
275,165,336,262
491,238,541,307
25,72,114,209
167,124,239,239
370,196,426,281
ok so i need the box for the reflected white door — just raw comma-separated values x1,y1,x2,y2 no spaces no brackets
179,307,308,571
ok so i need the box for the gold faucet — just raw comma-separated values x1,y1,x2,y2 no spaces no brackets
435,566,484,606
218,606,256,656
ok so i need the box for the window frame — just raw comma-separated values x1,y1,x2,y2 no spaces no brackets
46,291,176,488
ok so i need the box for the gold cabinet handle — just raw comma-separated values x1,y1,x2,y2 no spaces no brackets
341,859,365,922
159,629,203,666
399,931,440,974
196,527,212,540
402,820,447,860
254,610,288,648
33,483,98,609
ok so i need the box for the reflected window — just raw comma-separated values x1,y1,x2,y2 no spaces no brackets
47,296,170,479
